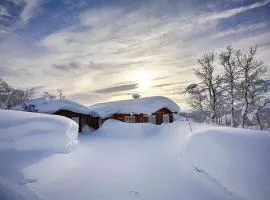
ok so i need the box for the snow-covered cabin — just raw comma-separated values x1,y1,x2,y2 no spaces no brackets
16,98,92,132
88,96,180,127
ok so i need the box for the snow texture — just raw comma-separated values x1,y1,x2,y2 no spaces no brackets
0,113,269,200
16,98,90,115
88,96,180,118
183,125,270,200
0,109,79,153
0,176,40,200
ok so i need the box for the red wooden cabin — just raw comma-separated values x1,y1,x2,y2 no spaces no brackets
113,107,173,124
88,96,180,127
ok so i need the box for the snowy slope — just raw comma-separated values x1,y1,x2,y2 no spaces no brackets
22,121,232,200
0,115,269,200
0,109,79,153
88,96,180,118
183,126,270,200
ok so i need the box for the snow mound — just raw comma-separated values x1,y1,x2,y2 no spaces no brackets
94,119,160,138
88,96,180,118
0,109,79,153
0,176,39,200
183,126,270,200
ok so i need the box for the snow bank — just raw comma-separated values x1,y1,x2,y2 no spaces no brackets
183,126,270,200
0,176,39,200
94,119,159,138
88,96,180,118
96,120,270,200
0,109,79,153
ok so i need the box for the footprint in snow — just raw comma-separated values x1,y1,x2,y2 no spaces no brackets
129,190,140,197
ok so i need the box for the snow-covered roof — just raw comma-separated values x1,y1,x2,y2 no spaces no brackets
88,96,180,118
18,98,90,115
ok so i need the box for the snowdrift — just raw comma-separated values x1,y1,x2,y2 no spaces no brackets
94,120,270,200
0,109,79,153
0,176,39,200
94,119,160,138
184,126,270,200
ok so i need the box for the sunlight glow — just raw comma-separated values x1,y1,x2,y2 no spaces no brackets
135,70,152,90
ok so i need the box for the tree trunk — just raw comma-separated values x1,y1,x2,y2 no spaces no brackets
240,90,249,128
230,82,235,127
256,111,263,130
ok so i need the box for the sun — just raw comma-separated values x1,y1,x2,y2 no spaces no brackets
135,70,151,90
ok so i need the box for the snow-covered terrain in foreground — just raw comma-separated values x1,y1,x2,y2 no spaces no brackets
0,114,270,200
0,109,79,153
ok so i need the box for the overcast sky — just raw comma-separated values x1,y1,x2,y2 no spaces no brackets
0,0,270,108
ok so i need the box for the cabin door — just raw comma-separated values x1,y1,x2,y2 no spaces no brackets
148,115,156,124
163,114,170,123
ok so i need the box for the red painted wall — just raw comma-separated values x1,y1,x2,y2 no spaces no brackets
112,107,174,125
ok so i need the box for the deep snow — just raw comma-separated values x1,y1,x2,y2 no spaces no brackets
0,109,79,153
0,116,270,200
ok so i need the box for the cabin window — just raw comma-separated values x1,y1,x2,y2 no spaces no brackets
163,114,170,123
71,117,80,125
125,116,135,123
148,115,156,124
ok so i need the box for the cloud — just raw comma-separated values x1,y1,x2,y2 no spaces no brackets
19,0,40,24
208,23,268,39
94,83,139,94
0,0,41,36
0,0,269,107
153,81,189,88
200,0,270,23
0,5,10,17
69,92,104,105
0,66,30,77
52,62,81,71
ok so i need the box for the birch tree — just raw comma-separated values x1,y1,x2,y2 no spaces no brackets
195,52,221,123
236,46,267,128
219,45,240,127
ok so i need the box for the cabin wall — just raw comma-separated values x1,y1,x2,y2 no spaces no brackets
152,107,173,124
113,114,147,123
54,110,90,132
53,107,175,132
112,107,174,125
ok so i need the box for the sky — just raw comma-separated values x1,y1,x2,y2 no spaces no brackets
0,0,270,109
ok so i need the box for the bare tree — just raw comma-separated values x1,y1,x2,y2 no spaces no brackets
57,89,65,99
24,88,35,101
195,52,221,123
43,91,56,100
185,83,209,122
219,45,240,127
236,46,267,128
43,89,65,100
0,78,36,109
255,99,270,130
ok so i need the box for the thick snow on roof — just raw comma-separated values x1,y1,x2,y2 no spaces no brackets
88,96,180,118
19,98,89,115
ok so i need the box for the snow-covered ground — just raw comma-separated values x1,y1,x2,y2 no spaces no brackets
0,109,79,153
0,112,270,200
